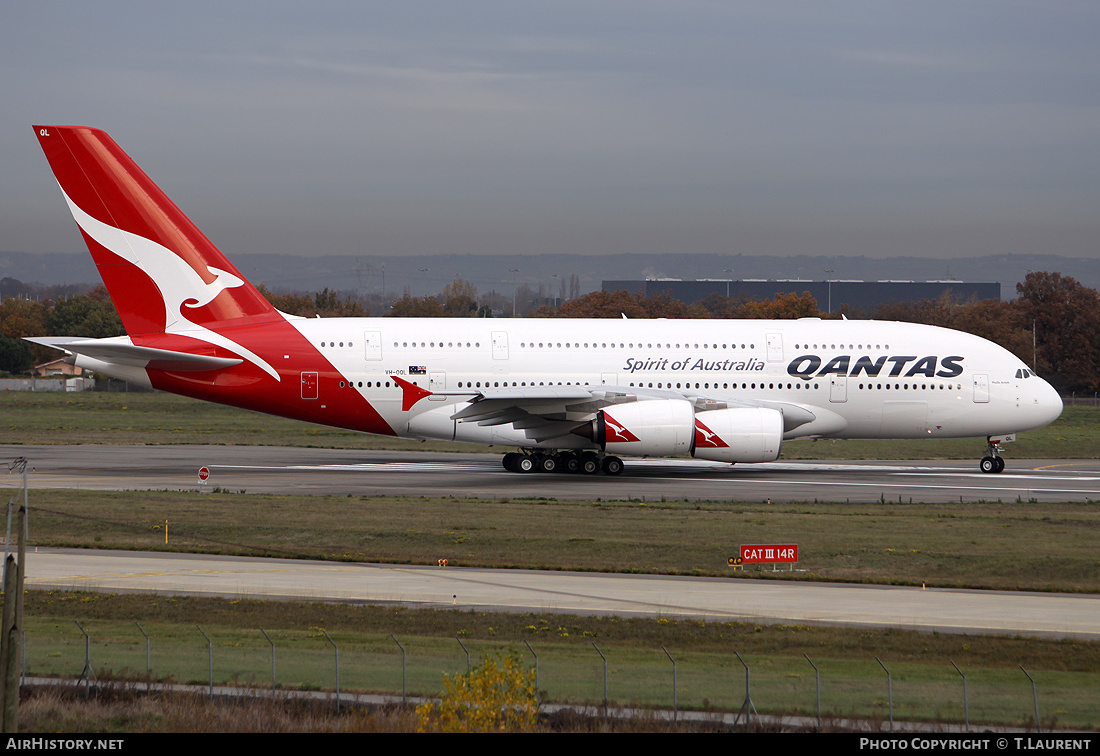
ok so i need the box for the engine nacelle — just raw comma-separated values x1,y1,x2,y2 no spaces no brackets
586,399,695,457
691,407,784,463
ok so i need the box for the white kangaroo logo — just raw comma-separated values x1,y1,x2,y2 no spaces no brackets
695,420,727,447
60,187,280,381
604,415,635,442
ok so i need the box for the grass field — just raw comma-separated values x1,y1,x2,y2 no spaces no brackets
22,489,1100,592
22,591,1100,730
2,390,1098,459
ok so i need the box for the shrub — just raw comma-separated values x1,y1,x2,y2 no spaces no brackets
416,651,538,733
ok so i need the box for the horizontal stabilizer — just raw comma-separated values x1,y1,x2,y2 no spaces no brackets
26,336,242,372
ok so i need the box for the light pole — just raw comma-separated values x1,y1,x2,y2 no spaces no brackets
824,269,835,314
509,269,520,317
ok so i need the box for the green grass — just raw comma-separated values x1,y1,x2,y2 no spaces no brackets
24,591,1100,729
2,390,1098,458
22,489,1100,592
0,391,488,451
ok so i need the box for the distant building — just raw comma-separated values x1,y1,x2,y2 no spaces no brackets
602,279,1000,313
32,358,85,377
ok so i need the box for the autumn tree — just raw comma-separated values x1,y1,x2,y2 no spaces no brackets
388,289,446,317
443,279,479,317
1016,271,1100,392
532,290,710,319
696,291,821,319
45,286,123,338
256,284,368,317
0,297,48,342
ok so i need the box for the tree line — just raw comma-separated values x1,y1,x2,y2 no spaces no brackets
2,272,1096,392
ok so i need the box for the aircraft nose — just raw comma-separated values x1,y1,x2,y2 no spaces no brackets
1034,377,1063,428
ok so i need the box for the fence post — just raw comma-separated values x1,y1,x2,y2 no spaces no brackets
392,635,406,702
322,630,339,713
734,651,757,725
592,643,608,712
196,626,212,697
804,653,821,729
662,646,677,719
875,657,893,730
455,636,470,672
951,660,968,731
260,629,276,693
135,622,150,679
1020,666,1041,732
523,640,539,705
74,620,94,697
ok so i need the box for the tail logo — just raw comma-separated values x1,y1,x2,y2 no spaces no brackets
60,187,279,381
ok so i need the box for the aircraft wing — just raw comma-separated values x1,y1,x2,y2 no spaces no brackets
395,379,820,443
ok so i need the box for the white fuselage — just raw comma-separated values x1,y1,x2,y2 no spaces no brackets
284,316,1062,450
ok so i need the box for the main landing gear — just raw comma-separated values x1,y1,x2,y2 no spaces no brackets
502,451,624,475
979,436,1006,474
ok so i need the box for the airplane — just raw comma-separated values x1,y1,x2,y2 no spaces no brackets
28,125,1063,476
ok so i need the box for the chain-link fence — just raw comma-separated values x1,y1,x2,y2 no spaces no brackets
20,621,1090,731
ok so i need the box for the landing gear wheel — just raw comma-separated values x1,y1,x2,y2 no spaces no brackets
560,452,581,474
601,456,624,476
516,455,536,473
579,452,600,475
537,454,557,473
980,436,1007,474
502,452,522,472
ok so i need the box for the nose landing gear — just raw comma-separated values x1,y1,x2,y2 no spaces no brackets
979,436,1007,474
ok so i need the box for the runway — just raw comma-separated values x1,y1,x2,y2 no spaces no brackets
4,444,1100,504
26,548,1100,640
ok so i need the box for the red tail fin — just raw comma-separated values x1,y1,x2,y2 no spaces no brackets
33,125,277,336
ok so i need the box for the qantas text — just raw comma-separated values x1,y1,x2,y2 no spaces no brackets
787,354,964,381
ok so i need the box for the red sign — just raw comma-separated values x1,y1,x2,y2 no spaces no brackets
740,544,798,564
198,466,210,482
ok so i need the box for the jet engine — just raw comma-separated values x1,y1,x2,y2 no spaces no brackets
577,399,695,457
575,400,784,463
691,407,784,463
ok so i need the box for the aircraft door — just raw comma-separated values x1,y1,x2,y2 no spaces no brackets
766,333,784,362
829,375,847,403
429,371,447,401
363,331,382,360
973,373,990,403
492,331,509,360
301,372,319,400
601,372,618,386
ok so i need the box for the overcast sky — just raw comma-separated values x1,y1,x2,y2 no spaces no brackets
4,1,1100,262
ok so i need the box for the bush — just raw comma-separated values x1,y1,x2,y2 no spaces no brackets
416,651,538,733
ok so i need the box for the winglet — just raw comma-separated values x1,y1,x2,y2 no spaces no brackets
392,375,433,411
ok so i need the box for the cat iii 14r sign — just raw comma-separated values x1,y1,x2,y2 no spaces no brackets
740,544,798,564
